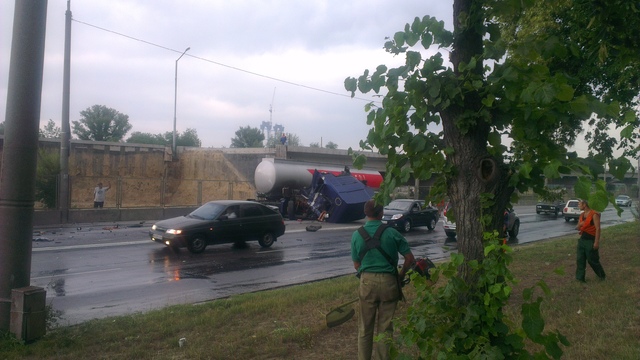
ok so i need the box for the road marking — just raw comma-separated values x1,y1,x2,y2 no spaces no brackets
31,268,122,280
32,240,148,252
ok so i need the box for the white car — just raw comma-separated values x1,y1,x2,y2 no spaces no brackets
562,200,582,222
615,195,632,207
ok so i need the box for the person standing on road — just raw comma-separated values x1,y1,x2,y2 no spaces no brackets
350,199,415,360
575,199,606,282
93,181,111,208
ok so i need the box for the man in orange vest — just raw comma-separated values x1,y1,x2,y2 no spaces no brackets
575,199,606,282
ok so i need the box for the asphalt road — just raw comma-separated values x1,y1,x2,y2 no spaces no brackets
29,205,635,326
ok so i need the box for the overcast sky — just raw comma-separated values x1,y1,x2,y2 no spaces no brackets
1,0,453,149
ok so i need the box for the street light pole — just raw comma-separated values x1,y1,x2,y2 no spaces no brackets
173,47,190,157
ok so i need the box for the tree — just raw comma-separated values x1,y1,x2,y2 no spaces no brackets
230,126,265,148
176,128,201,147
346,0,638,357
127,128,202,147
39,119,61,139
309,142,320,148
126,132,166,145
72,105,132,141
325,141,338,149
0,122,4,135
35,149,60,208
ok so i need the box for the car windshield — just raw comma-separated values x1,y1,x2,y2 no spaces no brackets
188,202,226,220
617,195,629,199
385,201,412,211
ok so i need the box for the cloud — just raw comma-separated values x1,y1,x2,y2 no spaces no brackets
1,0,452,149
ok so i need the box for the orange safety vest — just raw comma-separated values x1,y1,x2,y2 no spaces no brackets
579,210,598,237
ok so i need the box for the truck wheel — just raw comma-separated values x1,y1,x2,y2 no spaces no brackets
259,232,276,248
187,236,207,254
427,218,436,230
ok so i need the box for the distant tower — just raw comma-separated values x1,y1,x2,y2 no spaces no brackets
261,88,284,147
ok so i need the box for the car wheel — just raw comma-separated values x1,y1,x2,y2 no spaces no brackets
508,220,520,238
553,209,558,216
402,220,412,232
536,210,541,214
259,232,276,248
187,236,207,254
564,217,570,222
426,218,436,230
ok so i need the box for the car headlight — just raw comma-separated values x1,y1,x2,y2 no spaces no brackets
151,224,157,230
166,229,182,235
391,214,404,220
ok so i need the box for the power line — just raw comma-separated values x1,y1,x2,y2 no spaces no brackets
72,18,379,103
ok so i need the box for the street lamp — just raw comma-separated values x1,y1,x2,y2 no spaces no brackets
173,47,190,157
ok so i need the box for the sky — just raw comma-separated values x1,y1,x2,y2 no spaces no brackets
1,0,453,149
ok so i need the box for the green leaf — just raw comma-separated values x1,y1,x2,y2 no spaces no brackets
394,31,405,47
555,83,574,101
574,177,592,200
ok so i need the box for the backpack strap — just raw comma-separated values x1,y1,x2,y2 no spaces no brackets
357,224,396,270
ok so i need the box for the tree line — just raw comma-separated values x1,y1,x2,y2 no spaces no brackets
1,104,338,149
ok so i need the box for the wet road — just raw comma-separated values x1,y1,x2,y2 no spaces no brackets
29,205,634,326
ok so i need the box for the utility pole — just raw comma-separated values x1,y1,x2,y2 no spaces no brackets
59,0,72,223
0,0,48,331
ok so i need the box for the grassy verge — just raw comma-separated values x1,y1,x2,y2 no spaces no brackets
1,221,638,359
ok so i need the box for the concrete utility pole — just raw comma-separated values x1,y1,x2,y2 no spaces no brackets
59,0,72,222
0,0,48,331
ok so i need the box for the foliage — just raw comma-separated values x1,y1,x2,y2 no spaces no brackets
127,128,201,147
126,131,166,145
39,119,60,139
393,232,568,359
35,149,60,209
345,0,638,357
230,126,265,148
537,186,566,204
0,121,4,135
325,141,338,149
72,105,132,141
309,142,320,148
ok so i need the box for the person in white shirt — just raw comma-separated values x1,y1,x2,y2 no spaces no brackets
93,181,111,208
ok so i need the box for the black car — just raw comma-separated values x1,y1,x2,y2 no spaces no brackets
382,199,440,232
536,200,564,216
149,200,285,253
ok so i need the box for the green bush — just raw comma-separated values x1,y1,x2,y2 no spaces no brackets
35,149,60,209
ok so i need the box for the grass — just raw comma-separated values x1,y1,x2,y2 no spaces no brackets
1,221,638,359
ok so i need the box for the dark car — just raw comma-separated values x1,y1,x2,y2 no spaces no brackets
536,200,564,216
149,200,285,253
442,202,520,239
382,199,439,232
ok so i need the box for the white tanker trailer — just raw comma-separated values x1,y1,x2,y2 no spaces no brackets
254,158,383,198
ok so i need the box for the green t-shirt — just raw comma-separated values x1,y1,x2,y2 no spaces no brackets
350,220,411,274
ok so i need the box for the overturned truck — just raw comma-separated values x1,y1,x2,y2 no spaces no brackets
253,158,381,223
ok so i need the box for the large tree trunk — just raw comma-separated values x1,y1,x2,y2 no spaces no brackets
443,0,514,284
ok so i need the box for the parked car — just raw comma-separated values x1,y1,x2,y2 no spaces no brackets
382,199,439,232
615,195,632,207
562,199,582,222
149,200,286,253
536,200,564,216
442,202,519,239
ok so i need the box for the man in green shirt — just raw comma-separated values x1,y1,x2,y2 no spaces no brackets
351,199,415,360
